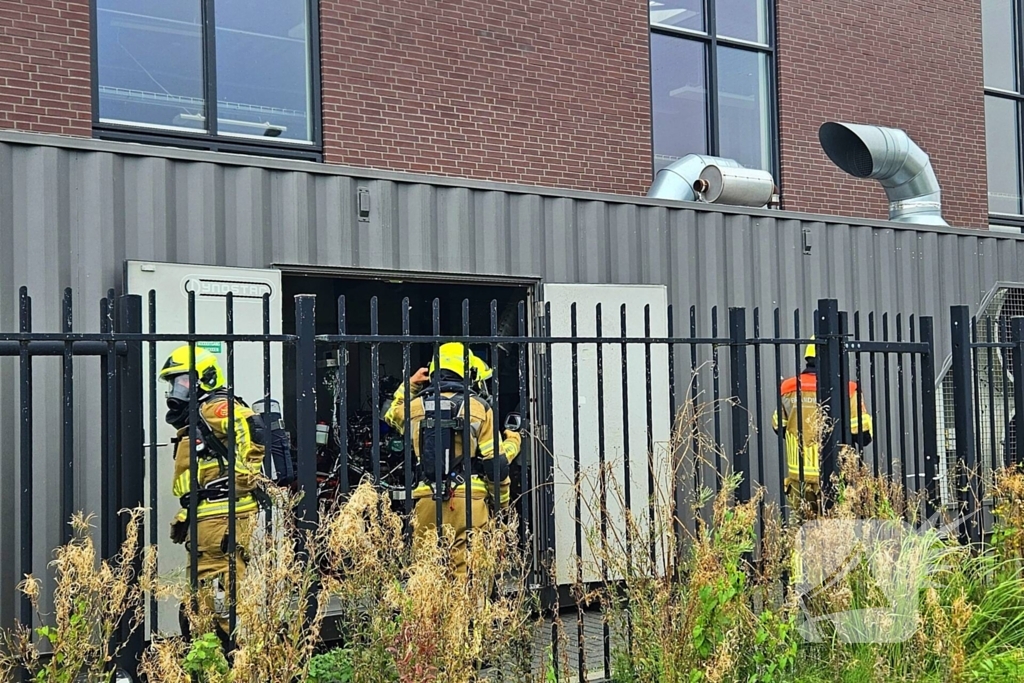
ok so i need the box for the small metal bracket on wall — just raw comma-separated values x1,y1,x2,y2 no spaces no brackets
802,227,813,255
357,187,371,222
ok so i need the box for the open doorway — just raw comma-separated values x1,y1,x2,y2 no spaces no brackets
280,270,534,500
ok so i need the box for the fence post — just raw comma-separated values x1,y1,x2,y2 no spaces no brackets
816,299,843,509
294,295,318,532
950,306,980,545
1011,317,1024,468
919,317,940,519
729,307,751,502
116,294,144,673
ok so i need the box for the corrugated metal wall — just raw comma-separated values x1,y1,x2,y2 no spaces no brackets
2,131,1023,627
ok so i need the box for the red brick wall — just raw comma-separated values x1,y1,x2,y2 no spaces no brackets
0,0,91,136
776,0,988,228
319,0,653,196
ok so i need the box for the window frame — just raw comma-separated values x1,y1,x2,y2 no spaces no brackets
985,0,1024,220
89,0,323,161
648,0,780,183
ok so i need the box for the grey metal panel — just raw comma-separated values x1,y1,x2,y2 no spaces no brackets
4,133,1024,627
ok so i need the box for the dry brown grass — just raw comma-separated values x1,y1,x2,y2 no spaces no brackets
0,509,152,683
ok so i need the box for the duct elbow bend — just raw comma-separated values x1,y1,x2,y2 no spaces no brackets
646,154,741,202
818,122,947,226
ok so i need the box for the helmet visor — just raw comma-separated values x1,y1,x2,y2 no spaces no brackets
164,373,193,402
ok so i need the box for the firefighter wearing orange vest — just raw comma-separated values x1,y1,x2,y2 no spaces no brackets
384,342,521,580
772,338,873,514
160,346,266,644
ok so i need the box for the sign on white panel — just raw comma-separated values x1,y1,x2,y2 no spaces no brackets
543,284,672,586
125,261,283,636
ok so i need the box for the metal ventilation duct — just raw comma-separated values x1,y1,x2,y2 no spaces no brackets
646,154,741,202
818,122,947,226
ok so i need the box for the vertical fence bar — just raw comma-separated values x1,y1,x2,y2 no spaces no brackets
187,290,200,595
516,301,531,577
882,314,894,480
868,313,880,476
853,312,867,460
920,317,939,519
1012,318,1024,468
951,306,980,545
987,318,998,493
103,293,119,561
793,310,806,502
225,292,238,636
117,294,144,672
371,297,382,485
711,307,722,492
816,299,842,508
147,290,159,628
595,303,611,679
729,308,750,503
261,293,274,536
644,305,656,569
752,309,766,539
461,300,473,551
896,315,909,492
838,311,852,449
773,309,787,522
402,298,414,516
295,294,318,533
432,299,443,531
620,304,635,661
488,301,501,518
909,316,922,497
18,287,33,632
570,304,585,683
337,296,349,496
60,289,74,546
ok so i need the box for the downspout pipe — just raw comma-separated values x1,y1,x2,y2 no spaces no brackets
818,122,947,226
646,154,741,202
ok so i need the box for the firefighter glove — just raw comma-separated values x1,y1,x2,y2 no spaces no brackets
170,509,189,545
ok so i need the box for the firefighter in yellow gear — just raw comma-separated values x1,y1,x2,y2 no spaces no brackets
772,338,873,517
160,345,265,644
384,342,521,581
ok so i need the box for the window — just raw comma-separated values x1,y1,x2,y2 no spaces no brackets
93,0,320,155
984,0,1024,219
649,0,776,176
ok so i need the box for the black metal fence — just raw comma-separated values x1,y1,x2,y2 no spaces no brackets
1,287,1017,681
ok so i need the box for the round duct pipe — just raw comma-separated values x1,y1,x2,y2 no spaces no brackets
694,164,776,207
818,122,947,226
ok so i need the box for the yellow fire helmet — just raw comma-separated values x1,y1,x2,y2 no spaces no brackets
159,345,225,397
804,334,816,360
429,342,493,386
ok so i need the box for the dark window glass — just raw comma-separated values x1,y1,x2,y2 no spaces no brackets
215,0,312,142
716,0,768,44
986,96,1022,214
649,0,704,33
651,34,708,173
983,0,1017,91
95,0,315,145
96,0,206,131
717,47,770,170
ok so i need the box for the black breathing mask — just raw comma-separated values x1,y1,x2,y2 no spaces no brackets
164,374,196,430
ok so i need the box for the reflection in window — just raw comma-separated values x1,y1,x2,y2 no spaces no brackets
983,0,1024,217
649,0,775,176
96,1,206,132
986,96,1021,214
651,34,707,173
718,48,770,170
95,0,315,144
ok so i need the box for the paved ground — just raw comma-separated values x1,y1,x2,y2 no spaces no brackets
533,609,617,681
